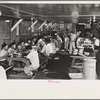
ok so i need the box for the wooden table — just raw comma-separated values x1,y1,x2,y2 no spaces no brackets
70,55,95,69
6,56,48,79
5,57,30,71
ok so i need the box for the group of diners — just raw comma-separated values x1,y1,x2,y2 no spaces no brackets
0,32,66,79
0,29,100,79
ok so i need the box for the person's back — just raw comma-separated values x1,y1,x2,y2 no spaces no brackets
27,49,40,70
51,42,56,54
41,43,53,56
24,47,40,75
46,43,53,54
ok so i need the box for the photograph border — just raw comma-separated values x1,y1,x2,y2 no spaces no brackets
0,1,100,99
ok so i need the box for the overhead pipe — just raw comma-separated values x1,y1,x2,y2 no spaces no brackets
11,19,23,32
28,20,38,30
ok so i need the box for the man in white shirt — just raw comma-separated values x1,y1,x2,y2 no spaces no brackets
24,46,40,75
40,39,53,56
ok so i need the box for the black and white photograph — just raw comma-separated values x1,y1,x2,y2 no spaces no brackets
0,3,99,80
1,1,100,99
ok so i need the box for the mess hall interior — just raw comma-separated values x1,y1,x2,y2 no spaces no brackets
0,3,100,80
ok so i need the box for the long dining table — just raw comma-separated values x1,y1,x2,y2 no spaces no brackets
70,55,95,68
4,56,30,71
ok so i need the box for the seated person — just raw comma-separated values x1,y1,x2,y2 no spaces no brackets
12,43,23,68
0,43,9,58
25,39,32,46
24,45,40,76
32,36,38,46
16,43,22,53
8,42,16,56
0,43,9,69
37,38,44,50
40,38,54,57
21,41,26,51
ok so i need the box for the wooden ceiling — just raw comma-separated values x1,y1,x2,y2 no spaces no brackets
0,4,100,23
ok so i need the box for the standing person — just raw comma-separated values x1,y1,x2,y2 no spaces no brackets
69,31,77,54
56,34,63,50
24,45,40,76
16,43,22,53
64,34,70,52
50,37,57,54
21,41,26,51
0,43,9,58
